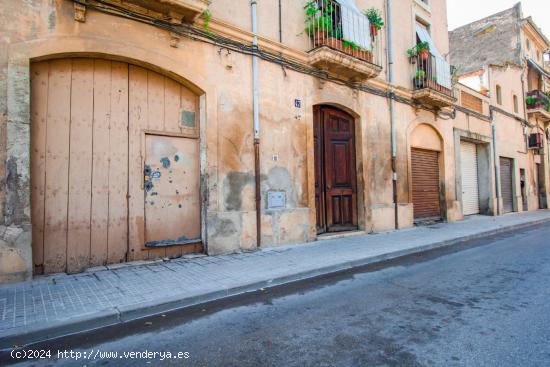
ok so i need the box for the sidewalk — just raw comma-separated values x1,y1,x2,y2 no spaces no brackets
1,210,550,348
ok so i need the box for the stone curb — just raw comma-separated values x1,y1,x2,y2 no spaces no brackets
1,217,549,350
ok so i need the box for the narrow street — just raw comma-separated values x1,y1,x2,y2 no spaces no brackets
4,223,550,367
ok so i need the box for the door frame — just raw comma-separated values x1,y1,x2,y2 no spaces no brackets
410,147,443,222
313,105,360,234
498,156,517,213
407,123,447,222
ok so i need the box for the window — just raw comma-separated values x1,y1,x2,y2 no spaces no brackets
513,95,518,113
496,85,502,105
526,39,531,51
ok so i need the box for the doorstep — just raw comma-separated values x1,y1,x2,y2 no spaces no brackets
1,210,550,349
316,230,367,241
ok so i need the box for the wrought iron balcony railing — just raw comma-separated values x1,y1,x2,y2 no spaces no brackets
526,90,550,112
411,53,454,97
305,0,383,68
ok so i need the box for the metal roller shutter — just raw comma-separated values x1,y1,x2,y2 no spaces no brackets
411,148,441,220
500,157,514,213
460,142,480,215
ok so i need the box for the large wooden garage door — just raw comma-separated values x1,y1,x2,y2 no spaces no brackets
460,141,480,215
31,59,201,274
499,157,514,213
411,148,441,221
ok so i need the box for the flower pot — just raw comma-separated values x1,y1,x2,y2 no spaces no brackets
328,37,344,51
312,30,327,46
370,23,378,37
419,49,429,60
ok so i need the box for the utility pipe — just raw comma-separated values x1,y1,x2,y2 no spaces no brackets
491,108,501,216
488,67,501,215
386,0,398,229
251,0,261,247
278,0,282,43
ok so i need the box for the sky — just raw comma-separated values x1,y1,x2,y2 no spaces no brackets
447,0,550,38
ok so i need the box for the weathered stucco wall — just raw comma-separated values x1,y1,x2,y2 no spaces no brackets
0,0,519,282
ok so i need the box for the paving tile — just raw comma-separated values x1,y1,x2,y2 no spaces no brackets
0,211,549,337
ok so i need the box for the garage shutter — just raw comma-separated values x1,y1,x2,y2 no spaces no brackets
500,157,514,213
411,148,441,220
460,142,480,215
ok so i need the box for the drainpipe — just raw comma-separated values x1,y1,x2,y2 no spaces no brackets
386,0,398,229
251,0,261,247
491,108,501,216
278,0,282,43
488,67,501,215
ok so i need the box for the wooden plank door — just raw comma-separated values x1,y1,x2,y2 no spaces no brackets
144,134,201,248
499,157,514,213
322,107,358,232
411,148,441,221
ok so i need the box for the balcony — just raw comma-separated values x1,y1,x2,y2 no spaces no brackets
526,90,550,123
121,0,209,23
305,0,383,81
410,54,456,108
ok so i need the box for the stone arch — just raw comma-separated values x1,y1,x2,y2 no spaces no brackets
410,123,443,152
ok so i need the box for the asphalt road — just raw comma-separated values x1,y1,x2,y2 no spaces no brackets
4,223,550,367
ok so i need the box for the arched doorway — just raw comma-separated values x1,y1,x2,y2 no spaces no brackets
409,124,443,222
30,58,202,274
313,105,358,234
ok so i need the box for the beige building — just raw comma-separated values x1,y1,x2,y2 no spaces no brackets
0,0,540,283
450,3,550,216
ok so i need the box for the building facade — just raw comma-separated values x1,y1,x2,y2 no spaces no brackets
0,0,543,283
450,3,550,216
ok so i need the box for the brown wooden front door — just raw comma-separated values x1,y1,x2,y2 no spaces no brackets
411,148,442,221
314,106,358,234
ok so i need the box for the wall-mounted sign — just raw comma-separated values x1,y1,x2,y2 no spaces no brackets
267,191,286,209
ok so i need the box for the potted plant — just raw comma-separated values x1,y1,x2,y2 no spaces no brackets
416,41,430,60
407,45,418,63
413,70,426,89
343,39,372,62
365,8,384,37
526,96,538,108
304,1,334,45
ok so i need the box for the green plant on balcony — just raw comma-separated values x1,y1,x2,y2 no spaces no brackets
365,8,384,37
407,42,430,61
413,70,426,89
202,9,213,35
305,1,334,39
343,40,360,50
526,96,538,107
